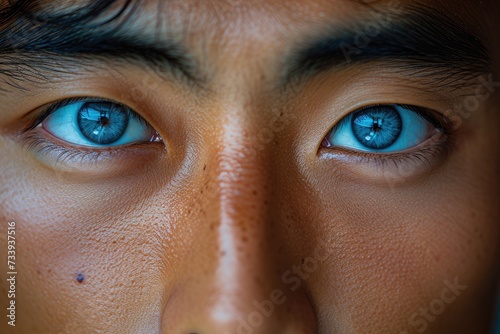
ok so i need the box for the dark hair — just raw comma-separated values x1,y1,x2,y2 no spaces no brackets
0,0,144,90
0,0,136,27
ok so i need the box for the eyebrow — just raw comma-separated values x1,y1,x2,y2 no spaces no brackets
284,6,490,90
0,7,202,90
0,3,491,94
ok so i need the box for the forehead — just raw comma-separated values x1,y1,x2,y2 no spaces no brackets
124,0,488,82
133,0,485,35
1,0,490,97
42,0,486,38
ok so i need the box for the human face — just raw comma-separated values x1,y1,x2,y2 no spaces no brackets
0,0,499,333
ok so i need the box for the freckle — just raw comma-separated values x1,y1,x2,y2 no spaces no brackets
112,240,116,244
252,190,257,196
470,212,476,218
48,269,51,273
434,255,440,262
36,269,40,274
242,236,248,243
467,239,472,245
76,273,85,283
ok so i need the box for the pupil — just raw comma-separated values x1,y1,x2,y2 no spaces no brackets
99,115,110,126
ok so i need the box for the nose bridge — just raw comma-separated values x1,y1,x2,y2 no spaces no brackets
161,113,317,333
211,120,275,322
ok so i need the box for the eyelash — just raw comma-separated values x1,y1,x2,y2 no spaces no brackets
325,140,448,170
20,97,455,171
326,104,448,139
20,131,157,166
397,104,449,132
24,97,147,131
321,104,456,170
20,97,161,165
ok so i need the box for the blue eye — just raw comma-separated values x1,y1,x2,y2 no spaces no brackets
42,99,158,147
325,105,443,153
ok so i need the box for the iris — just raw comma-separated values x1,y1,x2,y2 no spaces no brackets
42,99,157,148
326,104,440,153
78,102,129,145
351,106,402,149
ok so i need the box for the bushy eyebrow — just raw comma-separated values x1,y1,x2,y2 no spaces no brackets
0,1,492,94
0,0,202,91
284,5,490,90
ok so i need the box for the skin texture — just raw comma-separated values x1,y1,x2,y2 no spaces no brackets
0,0,499,333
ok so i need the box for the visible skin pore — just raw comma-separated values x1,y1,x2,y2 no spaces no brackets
0,0,499,333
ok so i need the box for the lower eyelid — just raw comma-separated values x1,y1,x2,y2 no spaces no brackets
318,134,449,183
19,130,164,174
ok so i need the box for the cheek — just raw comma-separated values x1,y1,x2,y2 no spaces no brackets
276,151,499,331
0,152,183,332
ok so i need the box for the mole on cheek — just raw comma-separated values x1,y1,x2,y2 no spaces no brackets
76,273,85,283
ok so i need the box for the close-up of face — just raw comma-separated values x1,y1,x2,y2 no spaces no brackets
0,0,499,333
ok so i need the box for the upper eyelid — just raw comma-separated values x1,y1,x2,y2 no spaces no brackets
23,97,141,132
331,104,446,131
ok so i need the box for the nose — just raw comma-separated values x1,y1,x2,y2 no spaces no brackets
160,122,317,334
